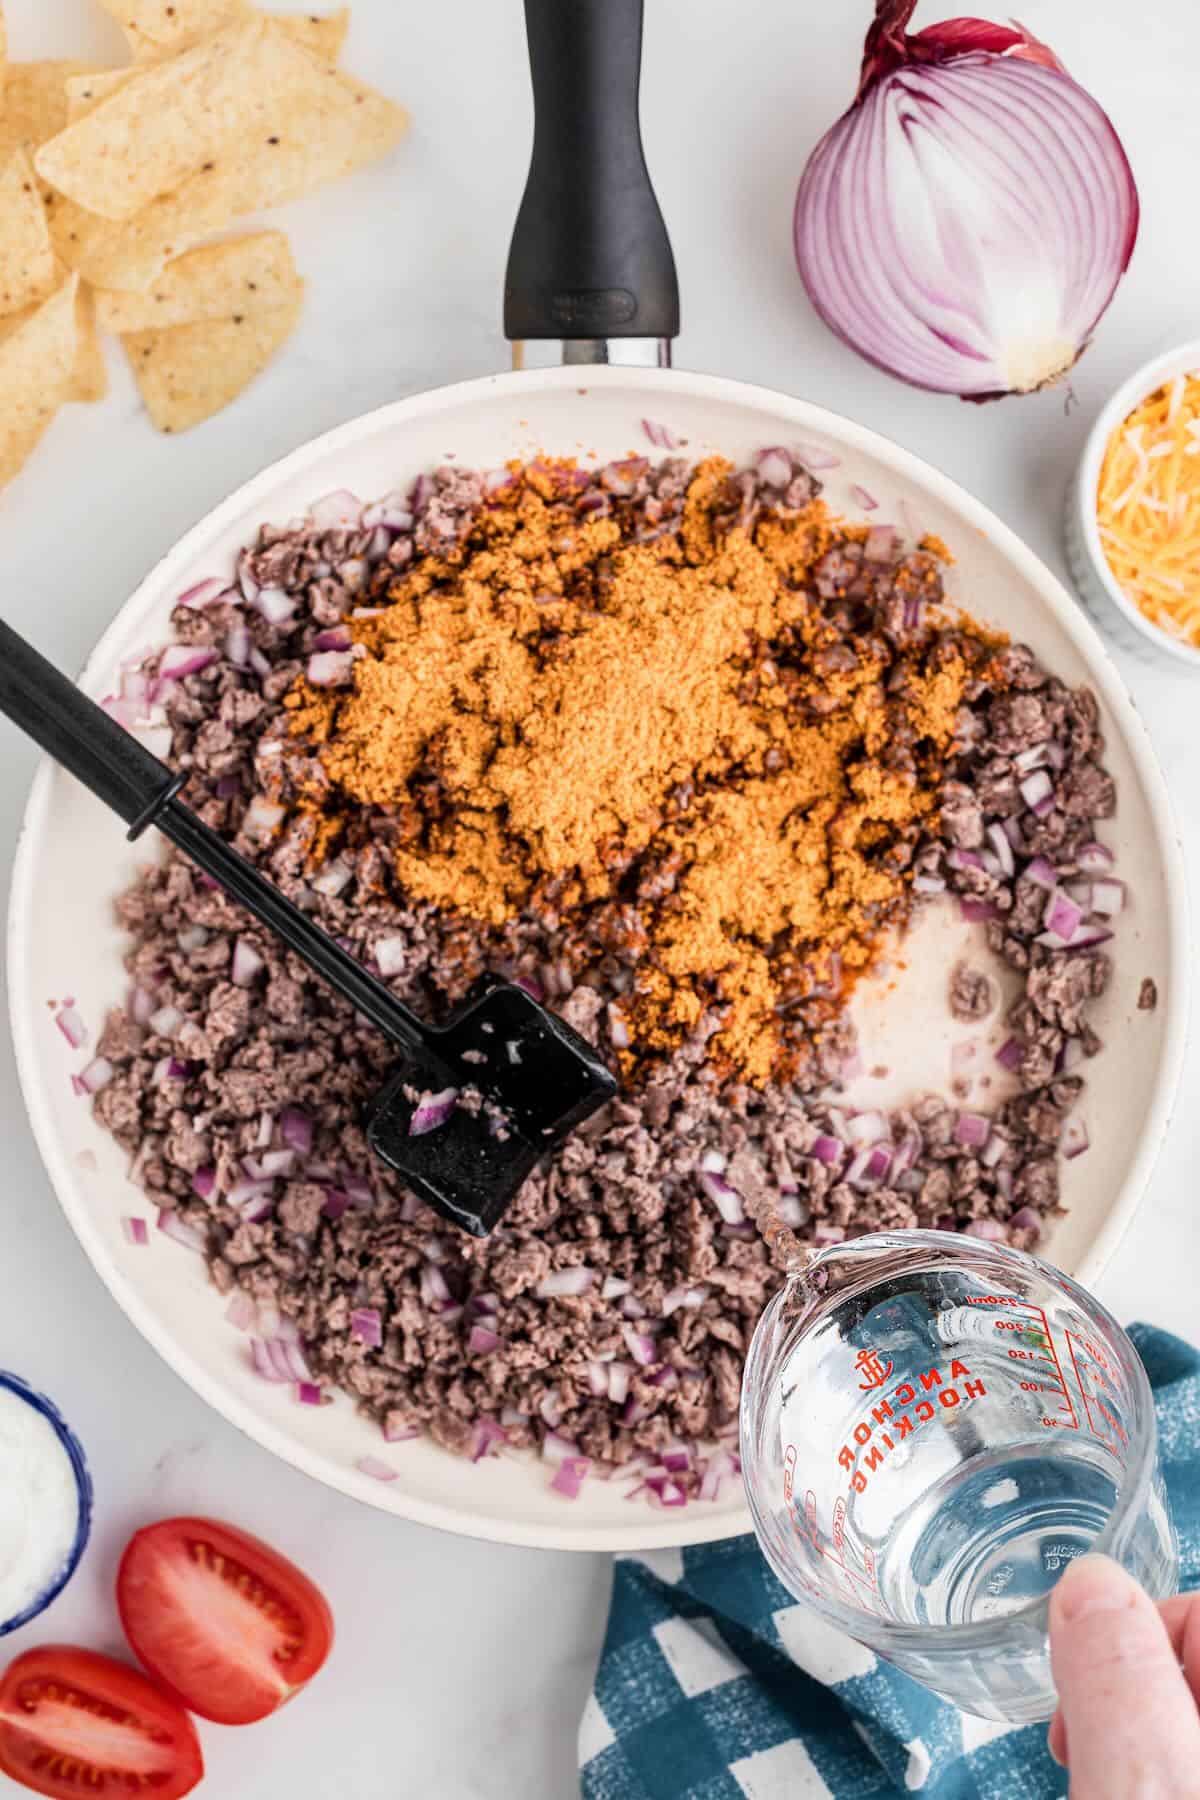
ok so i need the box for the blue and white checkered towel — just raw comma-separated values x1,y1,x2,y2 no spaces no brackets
581,1324,1200,1799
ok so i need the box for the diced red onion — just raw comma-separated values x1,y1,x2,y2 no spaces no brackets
607,1361,630,1405
810,1133,844,1167
1044,889,1084,941
1009,1206,1043,1239
307,649,355,687
469,1419,508,1463
699,1448,737,1502
409,1086,458,1137
79,1056,114,1093
1024,856,1058,890
912,873,946,895
418,1262,451,1310
794,440,841,470
959,898,997,924
642,418,679,450
850,483,878,511
965,1219,1008,1241
122,1215,149,1246
986,823,1015,879
191,1167,216,1200
158,643,218,682
248,647,272,679
1063,1116,1090,1159
278,1107,313,1155
383,1417,421,1443
224,1292,256,1332
55,1004,87,1049
230,938,264,987
864,524,897,562
148,1004,181,1037
585,1360,609,1397
128,986,155,1026
756,447,793,488
313,625,353,652
1090,879,1125,916
1077,841,1115,874
994,1168,1013,1203
1020,770,1054,813
954,1111,991,1150
227,1177,274,1220
699,1171,745,1225
362,490,414,530
541,1429,580,1463
947,847,983,872
981,1131,1008,1169
356,1455,398,1482
607,1003,630,1050
311,857,352,898
177,576,230,610
648,1478,688,1508
537,1266,596,1299
1013,743,1051,775
845,1111,887,1146
374,935,408,978
295,1382,325,1406
812,1223,847,1245
157,1209,206,1253
622,1326,656,1367
340,1310,381,1355
242,796,285,844
253,586,297,627
660,1448,691,1474
1060,1036,1084,1073
550,1455,591,1499
846,1146,883,1190
995,1037,1023,1072
310,489,361,529
601,1276,630,1300
225,623,252,668
620,1292,646,1319
698,1148,727,1173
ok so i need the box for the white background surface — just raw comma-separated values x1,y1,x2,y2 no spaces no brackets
0,1,1196,1794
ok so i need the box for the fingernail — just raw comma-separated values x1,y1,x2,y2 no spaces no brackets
1047,1738,1064,1768
1053,1553,1136,1623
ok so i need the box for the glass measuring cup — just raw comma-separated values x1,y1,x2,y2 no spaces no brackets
740,1231,1177,1721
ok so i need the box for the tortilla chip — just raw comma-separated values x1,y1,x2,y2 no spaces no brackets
275,10,350,62
67,283,108,402
51,61,407,292
94,230,298,332
35,18,293,222
0,274,79,484
0,62,103,201
0,150,58,318
122,280,303,430
64,69,130,126
98,0,250,53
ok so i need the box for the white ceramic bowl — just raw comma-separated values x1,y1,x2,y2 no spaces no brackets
8,366,1189,1551
1066,339,1200,667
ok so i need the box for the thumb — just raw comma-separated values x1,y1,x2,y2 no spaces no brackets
1049,1554,1200,1796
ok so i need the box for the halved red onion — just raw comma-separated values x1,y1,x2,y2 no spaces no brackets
310,489,361,530
850,483,878,511
122,1216,149,1246
643,418,679,450
550,1455,591,1499
351,1307,383,1348
253,586,297,627
307,649,355,687
79,1056,114,1093
157,1209,206,1252
756,447,793,488
954,1111,991,1150
374,935,408,977
698,1171,745,1225
357,1455,398,1482
55,1003,88,1049
1063,1117,1090,1159
622,1326,656,1367
537,1266,596,1299
410,1086,458,1137
158,644,218,682
231,938,264,986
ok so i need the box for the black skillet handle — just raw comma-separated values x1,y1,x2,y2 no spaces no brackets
0,616,182,837
503,0,680,344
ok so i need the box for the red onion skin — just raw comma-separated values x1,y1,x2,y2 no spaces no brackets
862,3,1065,92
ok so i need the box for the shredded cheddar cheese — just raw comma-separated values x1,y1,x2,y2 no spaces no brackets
1097,371,1200,646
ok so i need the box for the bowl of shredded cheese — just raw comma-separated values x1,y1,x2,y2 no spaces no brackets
1068,341,1200,665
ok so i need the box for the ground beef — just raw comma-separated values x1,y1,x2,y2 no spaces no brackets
88,450,1126,1494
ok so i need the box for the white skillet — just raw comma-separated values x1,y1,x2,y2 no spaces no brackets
6,0,1188,1552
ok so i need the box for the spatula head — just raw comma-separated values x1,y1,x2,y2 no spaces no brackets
364,978,617,1235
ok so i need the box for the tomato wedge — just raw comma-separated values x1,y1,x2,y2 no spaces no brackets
117,1517,334,1725
0,1645,202,1799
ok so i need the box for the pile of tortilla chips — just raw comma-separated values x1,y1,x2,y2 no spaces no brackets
0,0,407,484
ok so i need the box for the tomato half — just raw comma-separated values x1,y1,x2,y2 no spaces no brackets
117,1517,334,1725
0,1645,203,1799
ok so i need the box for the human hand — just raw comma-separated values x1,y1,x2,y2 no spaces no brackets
1048,1553,1200,1794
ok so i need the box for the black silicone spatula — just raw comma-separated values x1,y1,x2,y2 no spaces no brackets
0,618,616,1237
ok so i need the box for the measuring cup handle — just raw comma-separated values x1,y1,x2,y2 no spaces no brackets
504,0,680,349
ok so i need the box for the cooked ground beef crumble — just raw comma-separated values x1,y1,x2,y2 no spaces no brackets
89,450,1121,1495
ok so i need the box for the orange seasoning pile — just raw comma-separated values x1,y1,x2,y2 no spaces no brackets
287,458,992,1086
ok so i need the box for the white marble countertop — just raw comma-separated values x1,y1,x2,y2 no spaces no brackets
0,1,1196,1794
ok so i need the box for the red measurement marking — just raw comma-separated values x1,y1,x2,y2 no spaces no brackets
971,1295,1078,1429
1066,1329,1128,1452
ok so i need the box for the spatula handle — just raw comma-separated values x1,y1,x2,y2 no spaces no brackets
504,0,679,346
0,617,182,836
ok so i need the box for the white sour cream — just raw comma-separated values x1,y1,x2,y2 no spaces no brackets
0,1382,84,1626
